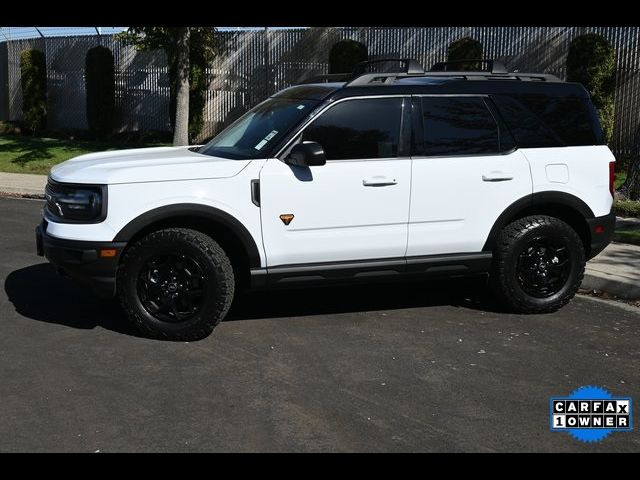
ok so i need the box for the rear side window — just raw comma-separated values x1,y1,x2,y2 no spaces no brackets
490,95,563,148
492,94,605,147
417,96,501,156
301,97,403,160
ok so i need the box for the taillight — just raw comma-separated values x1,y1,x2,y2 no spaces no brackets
609,161,616,197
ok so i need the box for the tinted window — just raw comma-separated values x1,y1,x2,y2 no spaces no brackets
302,98,403,160
493,94,604,147
490,95,562,148
419,96,500,156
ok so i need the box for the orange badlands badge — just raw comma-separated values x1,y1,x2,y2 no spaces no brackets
279,214,294,225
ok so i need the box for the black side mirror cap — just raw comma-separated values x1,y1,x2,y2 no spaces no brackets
285,141,326,167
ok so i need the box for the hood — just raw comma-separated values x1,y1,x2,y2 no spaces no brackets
49,146,251,185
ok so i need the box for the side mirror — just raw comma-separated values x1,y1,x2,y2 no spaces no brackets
285,141,326,167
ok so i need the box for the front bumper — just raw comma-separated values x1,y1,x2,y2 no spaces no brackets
36,220,126,297
586,210,616,259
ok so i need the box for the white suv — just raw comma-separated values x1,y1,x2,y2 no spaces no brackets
35,59,617,340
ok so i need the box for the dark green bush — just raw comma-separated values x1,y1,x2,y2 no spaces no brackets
85,46,115,136
614,199,640,218
566,33,616,143
447,38,483,70
20,49,47,132
329,39,368,74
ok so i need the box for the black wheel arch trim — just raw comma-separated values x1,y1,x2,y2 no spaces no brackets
113,204,262,268
482,191,595,252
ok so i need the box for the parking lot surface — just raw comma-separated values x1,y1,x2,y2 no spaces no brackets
0,197,638,452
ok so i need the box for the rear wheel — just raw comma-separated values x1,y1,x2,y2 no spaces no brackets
490,215,585,313
117,228,235,340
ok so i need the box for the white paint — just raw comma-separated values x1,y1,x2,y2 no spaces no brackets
50,146,248,185
545,163,570,183
406,150,533,256
521,145,615,217
259,157,411,266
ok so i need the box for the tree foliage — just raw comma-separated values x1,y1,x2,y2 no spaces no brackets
116,27,220,142
329,39,368,74
85,46,115,136
20,49,47,132
566,33,616,144
447,38,483,71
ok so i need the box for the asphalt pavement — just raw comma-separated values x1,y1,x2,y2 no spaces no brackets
0,197,638,452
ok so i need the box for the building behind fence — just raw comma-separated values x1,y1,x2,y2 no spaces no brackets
1,27,639,156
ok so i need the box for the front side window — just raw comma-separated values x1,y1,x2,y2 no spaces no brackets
199,97,319,160
418,96,500,156
301,97,403,160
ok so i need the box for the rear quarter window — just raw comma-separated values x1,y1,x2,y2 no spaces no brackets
491,94,605,148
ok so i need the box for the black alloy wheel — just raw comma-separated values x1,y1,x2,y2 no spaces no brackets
137,253,207,323
515,236,572,298
490,215,585,314
117,228,235,341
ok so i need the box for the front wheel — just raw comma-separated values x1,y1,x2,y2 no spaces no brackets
117,228,235,340
490,215,585,314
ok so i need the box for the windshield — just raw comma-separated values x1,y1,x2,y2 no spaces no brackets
198,97,319,160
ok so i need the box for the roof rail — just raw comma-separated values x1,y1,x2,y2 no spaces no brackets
298,57,561,88
345,58,426,87
353,58,425,75
300,72,353,84
430,59,507,74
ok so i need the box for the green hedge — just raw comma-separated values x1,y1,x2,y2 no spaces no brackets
329,39,368,74
566,33,616,143
614,199,640,218
85,46,115,136
20,49,47,132
447,38,483,71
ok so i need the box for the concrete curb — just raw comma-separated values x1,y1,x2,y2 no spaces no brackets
581,270,640,300
0,172,47,197
0,190,45,199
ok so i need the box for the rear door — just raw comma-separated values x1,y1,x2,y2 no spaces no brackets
407,95,533,257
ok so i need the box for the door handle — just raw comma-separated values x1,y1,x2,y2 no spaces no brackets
482,172,514,182
362,176,397,187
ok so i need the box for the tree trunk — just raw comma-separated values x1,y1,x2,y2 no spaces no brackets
172,28,190,146
618,157,640,201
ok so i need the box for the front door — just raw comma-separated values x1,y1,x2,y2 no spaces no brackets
260,96,412,267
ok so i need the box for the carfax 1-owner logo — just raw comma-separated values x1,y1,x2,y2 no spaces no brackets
550,386,632,443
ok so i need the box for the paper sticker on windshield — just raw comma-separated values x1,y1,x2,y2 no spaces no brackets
254,130,278,150
297,104,306,110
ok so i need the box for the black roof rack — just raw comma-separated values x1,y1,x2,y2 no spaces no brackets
299,72,353,84
300,58,561,87
300,58,425,85
353,58,425,75
430,59,507,74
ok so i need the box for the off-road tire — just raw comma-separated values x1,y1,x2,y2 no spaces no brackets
117,228,235,340
490,215,585,314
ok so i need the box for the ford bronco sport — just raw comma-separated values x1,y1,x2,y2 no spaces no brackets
36,59,616,340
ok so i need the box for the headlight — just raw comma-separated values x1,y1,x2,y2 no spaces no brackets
45,180,107,223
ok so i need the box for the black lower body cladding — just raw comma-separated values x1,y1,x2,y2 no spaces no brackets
35,220,125,297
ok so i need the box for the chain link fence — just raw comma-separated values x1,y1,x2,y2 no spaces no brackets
1,27,639,156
